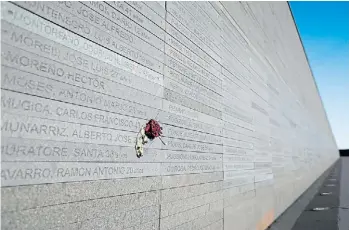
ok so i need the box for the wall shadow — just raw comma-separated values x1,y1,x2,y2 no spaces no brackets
340,149,349,157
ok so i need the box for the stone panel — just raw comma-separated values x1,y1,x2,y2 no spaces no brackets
1,1,338,230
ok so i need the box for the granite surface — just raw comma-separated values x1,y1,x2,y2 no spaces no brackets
1,1,339,229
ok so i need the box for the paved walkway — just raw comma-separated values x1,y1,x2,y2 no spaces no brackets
269,157,348,230
339,158,349,230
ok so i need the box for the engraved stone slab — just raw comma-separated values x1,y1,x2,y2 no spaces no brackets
165,32,221,74
116,1,166,30
1,113,162,148
179,2,223,50
0,1,340,230
162,137,222,153
223,162,254,171
126,1,166,23
1,45,163,109
165,56,222,93
165,44,221,83
167,1,221,57
223,113,254,131
1,136,222,163
164,77,223,110
164,88,222,118
164,65,222,102
163,125,222,144
91,1,165,40
165,13,221,63
1,21,164,87
1,66,159,119
223,155,254,163
165,18,221,70
1,2,163,80
161,162,222,175
223,137,254,149
162,100,223,127
223,146,254,156
1,161,161,186
1,90,146,133
13,1,164,72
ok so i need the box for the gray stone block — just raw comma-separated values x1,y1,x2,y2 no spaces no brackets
222,112,254,131
1,90,147,134
158,111,223,136
223,177,255,189
78,205,159,230
162,100,223,127
1,1,340,229
165,20,221,70
1,21,164,87
165,45,221,85
1,112,160,148
129,1,166,26
165,13,221,64
167,2,221,56
161,172,223,189
161,162,222,175
164,66,222,102
223,154,254,163
223,121,255,137
161,190,223,217
1,66,160,119
164,77,223,111
164,88,222,118
202,219,223,230
223,145,254,156
163,125,223,144
124,219,159,230
1,176,161,211
224,189,256,208
1,160,161,186
1,2,163,79
179,2,223,50
1,48,163,109
224,198,256,230
160,203,209,229
98,2,165,40
172,210,223,230
161,181,223,203
165,55,222,93
162,137,222,153
165,33,221,75
2,191,159,229
13,1,164,73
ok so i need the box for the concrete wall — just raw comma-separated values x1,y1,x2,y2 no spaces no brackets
1,1,338,230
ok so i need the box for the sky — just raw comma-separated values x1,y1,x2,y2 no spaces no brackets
290,2,349,149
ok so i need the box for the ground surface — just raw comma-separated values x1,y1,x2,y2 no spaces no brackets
269,157,348,230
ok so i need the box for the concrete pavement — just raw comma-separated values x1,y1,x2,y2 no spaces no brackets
269,157,348,230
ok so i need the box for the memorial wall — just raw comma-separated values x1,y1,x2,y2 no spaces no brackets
1,1,339,230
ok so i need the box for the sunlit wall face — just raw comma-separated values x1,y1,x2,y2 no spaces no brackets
0,1,339,230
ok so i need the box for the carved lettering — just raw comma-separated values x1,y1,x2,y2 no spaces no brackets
1,120,68,137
